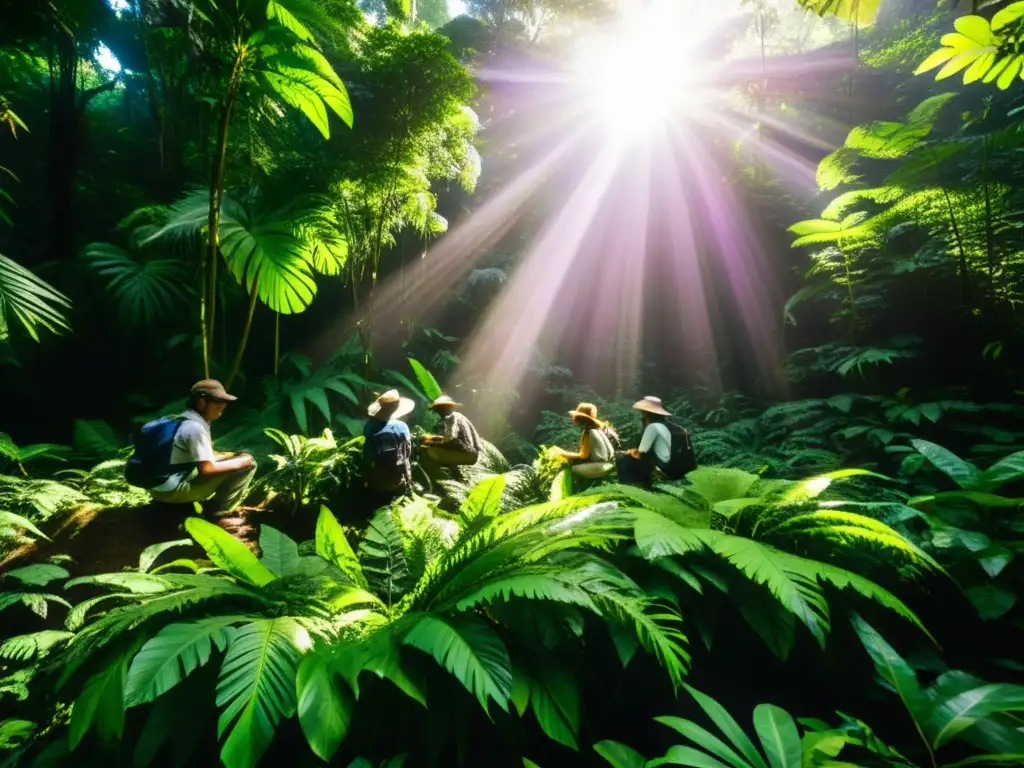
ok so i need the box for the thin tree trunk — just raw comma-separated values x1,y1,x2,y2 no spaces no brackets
204,52,245,376
982,135,996,291
942,189,970,306
226,273,260,390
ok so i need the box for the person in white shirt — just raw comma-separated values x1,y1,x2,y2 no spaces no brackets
615,396,672,487
149,379,257,513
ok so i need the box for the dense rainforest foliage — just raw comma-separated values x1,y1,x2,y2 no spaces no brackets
3,0,1024,766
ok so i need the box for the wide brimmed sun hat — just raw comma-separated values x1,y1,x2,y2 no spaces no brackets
190,379,237,402
428,395,462,410
632,396,671,417
368,389,415,419
568,402,605,428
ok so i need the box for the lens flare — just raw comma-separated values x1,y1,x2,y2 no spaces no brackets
571,0,728,141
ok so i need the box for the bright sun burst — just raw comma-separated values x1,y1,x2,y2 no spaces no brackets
572,0,733,141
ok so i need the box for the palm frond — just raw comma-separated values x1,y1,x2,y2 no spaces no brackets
0,254,71,342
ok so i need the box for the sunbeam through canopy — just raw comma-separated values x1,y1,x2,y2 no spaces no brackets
316,0,838,429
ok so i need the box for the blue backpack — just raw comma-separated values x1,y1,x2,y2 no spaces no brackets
124,416,185,489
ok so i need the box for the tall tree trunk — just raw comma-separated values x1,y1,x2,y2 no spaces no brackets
226,273,260,390
48,29,78,264
203,52,245,377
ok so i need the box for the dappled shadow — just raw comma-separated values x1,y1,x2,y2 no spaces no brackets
0,503,257,577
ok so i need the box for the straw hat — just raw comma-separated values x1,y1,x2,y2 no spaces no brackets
632,396,671,417
568,402,605,428
367,389,415,419
428,395,462,411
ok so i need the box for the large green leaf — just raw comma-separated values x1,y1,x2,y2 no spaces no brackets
981,451,1024,490
69,655,128,750
684,685,769,768
296,651,354,761
525,659,580,750
216,618,311,768
753,704,801,768
911,439,983,490
125,617,242,706
138,539,193,573
185,517,276,587
3,563,69,587
797,0,880,26
258,45,353,135
81,243,190,326
461,474,506,522
925,683,1024,749
358,509,410,604
654,715,751,767
0,253,71,342
851,614,930,724
0,510,48,541
407,357,443,400
259,526,300,577
593,740,647,768
219,196,317,315
315,506,366,587
402,614,512,713
686,467,759,505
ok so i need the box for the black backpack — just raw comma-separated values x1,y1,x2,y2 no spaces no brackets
124,416,185,488
662,423,697,480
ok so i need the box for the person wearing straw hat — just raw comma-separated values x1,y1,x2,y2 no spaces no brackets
616,396,673,487
144,379,257,513
420,395,481,469
554,402,617,483
362,389,415,503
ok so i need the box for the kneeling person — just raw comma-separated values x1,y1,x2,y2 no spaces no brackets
130,380,256,513
421,395,481,467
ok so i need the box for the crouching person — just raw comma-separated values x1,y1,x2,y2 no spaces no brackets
126,380,256,514
363,390,415,508
554,403,617,484
420,395,481,469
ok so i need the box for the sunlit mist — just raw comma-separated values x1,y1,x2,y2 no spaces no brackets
312,0,858,428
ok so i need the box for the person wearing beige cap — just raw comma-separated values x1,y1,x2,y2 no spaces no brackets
362,389,415,503
616,396,674,487
128,379,257,513
420,395,481,471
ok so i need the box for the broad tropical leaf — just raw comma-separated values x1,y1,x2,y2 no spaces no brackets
82,243,190,325
315,505,366,587
216,618,312,768
461,474,506,522
0,253,71,342
69,654,128,750
185,517,276,587
259,526,300,577
753,704,801,768
594,740,647,768
296,651,355,761
912,440,984,490
408,357,443,400
125,617,242,706
851,614,930,724
402,613,512,713
797,0,879,25
139,539,194,573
